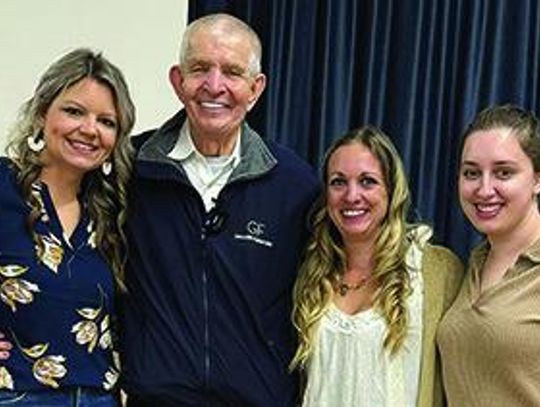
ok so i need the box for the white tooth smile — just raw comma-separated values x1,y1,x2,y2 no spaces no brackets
342,209,367,217
475,203,501,213
201,102,226,109
68,139,97,152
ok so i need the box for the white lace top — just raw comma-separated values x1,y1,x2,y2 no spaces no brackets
302,226,430,407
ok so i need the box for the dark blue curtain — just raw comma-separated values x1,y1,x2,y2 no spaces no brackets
188,0,540,260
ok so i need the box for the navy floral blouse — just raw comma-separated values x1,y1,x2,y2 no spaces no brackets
0,158,118,391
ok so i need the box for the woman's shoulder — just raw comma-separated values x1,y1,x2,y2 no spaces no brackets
0,157,17,185
0,156,12,169
424,244,462,268
422,244,465,306
423,244,464,278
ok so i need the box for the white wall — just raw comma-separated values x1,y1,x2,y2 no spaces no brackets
0,0,188,152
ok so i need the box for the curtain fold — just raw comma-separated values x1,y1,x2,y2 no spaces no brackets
189,0,540,259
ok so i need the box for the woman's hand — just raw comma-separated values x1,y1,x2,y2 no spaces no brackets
0,332,12,360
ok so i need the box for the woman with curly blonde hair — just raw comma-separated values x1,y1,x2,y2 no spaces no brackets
0,48,134,406
291,126,463,406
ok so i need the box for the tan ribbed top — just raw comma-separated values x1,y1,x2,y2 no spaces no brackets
437,239,540,406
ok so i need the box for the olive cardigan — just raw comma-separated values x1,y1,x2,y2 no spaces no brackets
417,245,464,407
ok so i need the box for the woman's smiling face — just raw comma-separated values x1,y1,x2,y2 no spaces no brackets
459,127,540,238
326,142,389,245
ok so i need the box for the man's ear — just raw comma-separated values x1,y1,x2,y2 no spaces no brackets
247,73,267,112
169,65,185,103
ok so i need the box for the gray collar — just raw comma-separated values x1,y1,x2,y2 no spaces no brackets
136,111,277,182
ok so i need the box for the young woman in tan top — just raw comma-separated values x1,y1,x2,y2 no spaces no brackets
438,105,540,406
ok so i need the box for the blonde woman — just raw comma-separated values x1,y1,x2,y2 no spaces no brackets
291,126,463,406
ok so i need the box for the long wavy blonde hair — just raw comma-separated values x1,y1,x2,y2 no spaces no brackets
291,126,411,369
6,48,135,290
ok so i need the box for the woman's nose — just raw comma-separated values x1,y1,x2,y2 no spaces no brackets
476,174,496,197
79,116,98,136
344,183,360,202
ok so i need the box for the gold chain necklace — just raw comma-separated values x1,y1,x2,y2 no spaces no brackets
336,274,372,296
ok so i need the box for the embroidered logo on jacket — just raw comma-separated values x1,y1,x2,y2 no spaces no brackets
234,220,273,247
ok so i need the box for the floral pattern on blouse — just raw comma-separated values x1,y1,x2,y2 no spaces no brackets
103,366,119,391
30,183,47,222
87,221,97,249
0,366,14,390
20,342,67,389
71,288,112,354
0,171,118,392
34,232,64,274
0,264,39,312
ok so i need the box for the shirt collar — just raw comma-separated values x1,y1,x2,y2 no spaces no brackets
167,121,242,167
520,236,540,263
470,236,540,280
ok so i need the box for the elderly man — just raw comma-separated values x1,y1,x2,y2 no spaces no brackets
119,13,318,407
